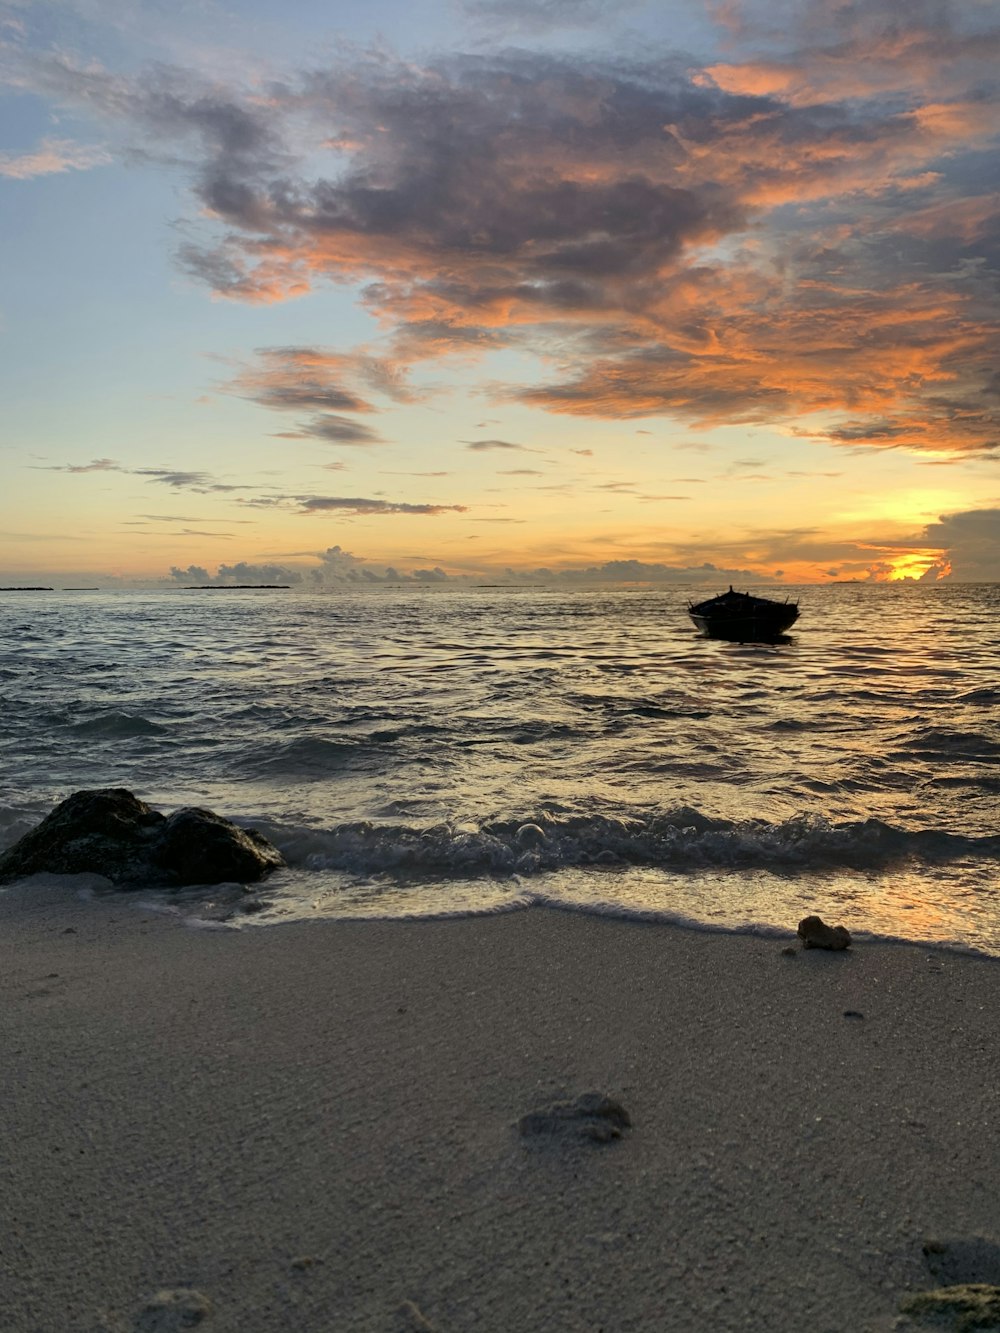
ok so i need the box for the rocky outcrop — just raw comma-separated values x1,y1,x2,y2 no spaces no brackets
797,914,852,950
0,788,283,888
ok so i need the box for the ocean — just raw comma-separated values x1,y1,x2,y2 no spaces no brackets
2,582,998,951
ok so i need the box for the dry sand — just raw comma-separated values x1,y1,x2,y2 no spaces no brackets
2,880,1000,1332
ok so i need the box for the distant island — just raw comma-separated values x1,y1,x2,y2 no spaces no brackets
0,586,54,591
184,584,292,589
62,587,100,591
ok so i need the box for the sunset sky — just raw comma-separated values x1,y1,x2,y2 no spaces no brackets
2,0,998,586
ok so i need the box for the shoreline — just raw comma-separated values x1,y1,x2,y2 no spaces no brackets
130,873,1000,964
3,880,1000,1331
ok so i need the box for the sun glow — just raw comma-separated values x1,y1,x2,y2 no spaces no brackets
885,551,949,581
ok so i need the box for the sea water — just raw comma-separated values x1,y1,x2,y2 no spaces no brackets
1,583,998,950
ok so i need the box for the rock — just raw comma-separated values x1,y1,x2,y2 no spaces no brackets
134,1288,212,1331
154,807,282,885
899,1283,1000,1329
779,946,797,957
0,788,283,889
290,1255,323,1271
518,1091,631,1144
797,914,852,950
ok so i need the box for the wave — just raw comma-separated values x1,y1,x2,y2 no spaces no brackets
890,728,1000,764
69,712,167,737
267,808,1000,881
957,689,1000,706
240,735,390,775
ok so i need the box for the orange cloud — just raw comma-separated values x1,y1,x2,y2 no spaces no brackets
23,18,1000,459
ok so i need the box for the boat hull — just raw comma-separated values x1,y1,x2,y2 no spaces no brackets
688,589,799,641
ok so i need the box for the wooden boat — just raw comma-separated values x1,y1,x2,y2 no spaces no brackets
688,586,799,640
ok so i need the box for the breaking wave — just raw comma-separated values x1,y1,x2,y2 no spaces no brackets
268,808,1000,881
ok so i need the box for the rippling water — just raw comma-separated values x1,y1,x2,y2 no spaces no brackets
2,583,998,950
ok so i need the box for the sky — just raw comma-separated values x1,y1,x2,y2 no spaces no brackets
1,0,999,587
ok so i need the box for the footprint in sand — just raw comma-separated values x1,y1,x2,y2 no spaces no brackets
517,1091,631,1144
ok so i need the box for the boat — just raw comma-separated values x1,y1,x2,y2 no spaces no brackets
688,586,799,640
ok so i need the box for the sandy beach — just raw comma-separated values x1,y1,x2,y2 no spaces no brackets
3,882,1000,1332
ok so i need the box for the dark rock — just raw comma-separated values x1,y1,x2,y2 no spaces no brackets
843,1010,864,1020
797,914,852,950
0,788,283,888
155,807,281,885
134,1287,212,1330
518,1091,631,1144
0,789,161,882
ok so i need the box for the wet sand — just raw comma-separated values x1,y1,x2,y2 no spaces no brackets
3,880,1000,1332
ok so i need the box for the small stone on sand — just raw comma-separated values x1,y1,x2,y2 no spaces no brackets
134,1288,212,1331
797,915,852,950
290,1255,323,1270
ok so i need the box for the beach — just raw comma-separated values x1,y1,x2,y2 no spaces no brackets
3,883,1000,1332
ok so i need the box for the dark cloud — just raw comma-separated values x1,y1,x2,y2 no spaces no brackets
226,346,392,414
223,346,402,441
246,381,371,413
298,415,386,445
295,495,468,515
32,459,251,493
42,456,121,473
463,439,535,452
921,507,1000,580
134,469,242,492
